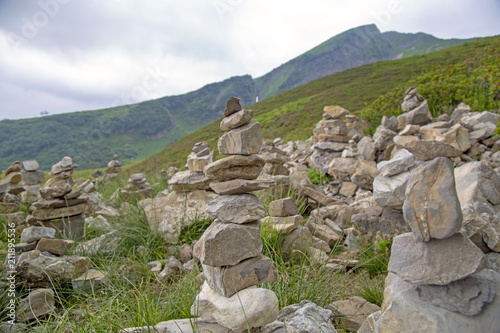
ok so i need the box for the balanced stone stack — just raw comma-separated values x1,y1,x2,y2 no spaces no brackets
369,157,500,332
21,160,45,204
0,161,25,211
168,142,213,192
29,157,88,241
120,173,154,199
106,154,123,178
397,86,432,130
259,141,289,176
311,105,364,173
191,97,279,332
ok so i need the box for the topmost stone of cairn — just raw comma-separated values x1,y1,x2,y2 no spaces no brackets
49,156,78,177
223,96,242,117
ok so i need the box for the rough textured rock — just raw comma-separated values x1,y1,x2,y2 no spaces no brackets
269,197,298,217
152,319,233,333
373,126,397,150
193,221,262,266
20,226,56,244
168,171,211,192
210,179,279,195
328,296,381,332
203,155,265,182
327,158,359,181
374,272,500,333
16,289,55,322
72,269,109,293
263,215,303,235
277,300,337,333
357,136,377,161
403,157,462,241
454,161,500,207
202,255,277,297
141,190,217,243
323,105,349,119
402,140,461,161
420,124,471,152
206,194,266,224
388,233,486,285
396,100,433,129
351,207,410,236
220,108,253,131
351,160,379,190
32,203,88,221
262,321,300,333
377,149,416,177
373,172,410,209
416,269,496,316
74,231,119,256
218,120,263,155
223,96,242,117
192,282,279,332
22,160,39,172
306,219,341,247
16,250,90,287
35,238,74,256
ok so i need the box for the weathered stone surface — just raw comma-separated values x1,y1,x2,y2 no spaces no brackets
15,241,37,254
21,170,45,185
20,226,56,243
36,238,74,256
377,149,416,177
262,321,300,333
187,152,212,172
420,124,471,152
306,219,341,247
192,282,279,332
323,105,349,119
39,177,72,200
151,319,233,333
50,156,77,175
454,161,500,207
357,136,377,161
74,231,119,256
210,179,278,195
16,250,90,287
193,221,262,266
403,140,461,161
403,157,462,241
373,172,410,209
373,126,397,150
5,162,21,176
33,214,85,241
375,272,500,333
327,157,358,181
461,111,500,131
141,190,217,243
218,120,263,155
339,182,358,197
311,150,342,174
401,87,424,112
313,142,349,152
382,115,398,132
282,226,330,256
263,215,303,235
33,203,88,221
486,252,500,274
220,108,253,131
168,171,211,192
206,194,266,224
416,269,496,316
328,296,380,332
158,256,183,280
203,155,265,182
17,289,55,322
396,100,433,129
303,187,338,206
277,300,337,333
269,197,297,217
351,160,379,190
22,160,39,171
203,255,276,297
388,233,485,285
72,269,108,293
223,96,242,117
399,124,420,136
351,207,410,236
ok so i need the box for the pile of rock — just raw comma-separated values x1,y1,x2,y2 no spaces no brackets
259,141,289,177
190,97,279,332
264,197,302,235
0,161,25,211
365,157,500,332
120,173,154,200
168,142,214,192
311,105,365,174
29,157,88,241
21,160,45,204
106,154,123,178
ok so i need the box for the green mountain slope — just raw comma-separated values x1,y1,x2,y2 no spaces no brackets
127,36,500,174
0,25,472,171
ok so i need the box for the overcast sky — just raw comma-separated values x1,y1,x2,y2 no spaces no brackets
1,0,499,121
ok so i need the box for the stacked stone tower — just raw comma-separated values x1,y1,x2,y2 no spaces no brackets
191,97,279,332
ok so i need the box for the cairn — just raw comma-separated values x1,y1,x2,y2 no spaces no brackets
0,161,25,211
106,154,123,178
120,173,154,200
369,157,500,332
29,157,88,241
191,97,279,332
168,142,213,192
21,160,45,204
259,141,289,177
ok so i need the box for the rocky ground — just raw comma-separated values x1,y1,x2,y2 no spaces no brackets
0,91,499,332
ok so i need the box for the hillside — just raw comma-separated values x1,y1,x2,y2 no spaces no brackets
0,25,472,171
127,36,500,174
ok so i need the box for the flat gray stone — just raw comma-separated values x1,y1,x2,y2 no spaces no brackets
17,288,55,322
377,149,416,177
206,194,266,224
203,154,265,182
277,300,337,333
269,197,298,217
22,160,39,171
20,226,56,244
388,233,486,285
218,120,263,155
220,108,253,131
